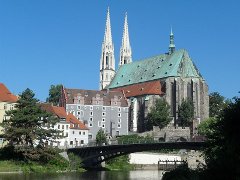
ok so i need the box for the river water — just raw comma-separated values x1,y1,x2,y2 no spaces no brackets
0,170,164,180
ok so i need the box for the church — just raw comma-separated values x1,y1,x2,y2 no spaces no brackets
99,8,209,133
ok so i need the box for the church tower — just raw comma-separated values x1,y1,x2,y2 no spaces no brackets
119,13,132,66
100,7,116,90
169,27,176,55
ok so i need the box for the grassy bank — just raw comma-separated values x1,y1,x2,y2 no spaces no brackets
105,155,134,171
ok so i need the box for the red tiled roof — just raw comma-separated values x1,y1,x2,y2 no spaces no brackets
66,113,89,130
40,103,67,119
40,103,89,130
111,80,164,98
0,83,18,103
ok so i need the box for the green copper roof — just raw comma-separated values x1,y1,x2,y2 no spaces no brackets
108,49,202,89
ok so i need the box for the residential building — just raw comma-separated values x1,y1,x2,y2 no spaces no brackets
41,104,89,148
0,83,18,135
60,88,129,141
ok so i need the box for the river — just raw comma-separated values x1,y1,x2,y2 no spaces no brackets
0,170,164,180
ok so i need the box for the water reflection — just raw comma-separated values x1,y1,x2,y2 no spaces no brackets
0,170,164,180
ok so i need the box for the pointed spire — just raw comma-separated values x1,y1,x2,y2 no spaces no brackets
104,7,113,44
169,26,175,55
100,7,115,90
119,12,132,66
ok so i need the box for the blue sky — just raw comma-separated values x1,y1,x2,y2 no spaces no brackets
0,0,239,101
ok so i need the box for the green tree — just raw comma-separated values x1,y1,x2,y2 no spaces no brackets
2,88,61,161
178,98,194,127
146,99,171,130
46,84,62,106
197,117,217,136
202,96,240,179
209,92,226,118
96,129,107,145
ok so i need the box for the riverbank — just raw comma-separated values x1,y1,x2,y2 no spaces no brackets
0,160,85,173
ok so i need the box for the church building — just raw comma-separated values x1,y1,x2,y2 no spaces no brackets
99,8,209,133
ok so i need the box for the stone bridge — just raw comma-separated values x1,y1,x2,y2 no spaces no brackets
67,141,206,169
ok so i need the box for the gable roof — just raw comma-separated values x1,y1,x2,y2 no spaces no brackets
40,103,89,130
0,83,18,103
66,113,89,130
63,88,128,107
40,103,67,119
108,49,202,89
111,80,164,98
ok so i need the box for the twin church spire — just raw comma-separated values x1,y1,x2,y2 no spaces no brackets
100,8,132,90
100,7,176,90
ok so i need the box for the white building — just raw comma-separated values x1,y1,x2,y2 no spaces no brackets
41,104,89,148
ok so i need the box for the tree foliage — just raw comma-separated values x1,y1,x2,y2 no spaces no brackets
209,92,226,118
203,96,240,179
96,129,107,145
2,88,61,161
146,99,171,130
46,84,62,106
178,98,194,127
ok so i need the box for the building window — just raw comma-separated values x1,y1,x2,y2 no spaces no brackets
98,121,102,127
81,140,84,144
72,131,75,134
118,107,121,112
102,118,105,122
62,125,64,129
70,141,73,145
116,130,120,136
83,131,85,135
90,111,93,116
118,113,121,117
79,131,81,135
118,124,121,128
78,106,81,109
102,106,106,111
77,111,80,115
88,134,92,139
90,106,93,110
65,132,68,137
118,119,121,123
102,124,105,128
66,125,69,130
89,123,93,127
89,117,93,121
102,112,106,116
58,125,60,129
4,104,7,110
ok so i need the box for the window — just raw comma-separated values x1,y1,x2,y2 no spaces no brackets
90,111,93,116
102,106,106,111
4,104,7,110
62,125,64,129
102,124,105,128
90,106,93,110
70,141,73,145
72,131,75,134
116,131,120,136
89,123,93,127
79,131,81,135
98,121,102,127
66,125,69,130
65,132,68,137
58,125,60,129
102,118,105,122
89,117,93,121
81,140,84,144
118,124,121,128
102,112,106,116
118,119,121,123
88,134,93,139
78,106,81,109
118,113,121,117
77,111,80,115
83,131,85,135
118,108,121,112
